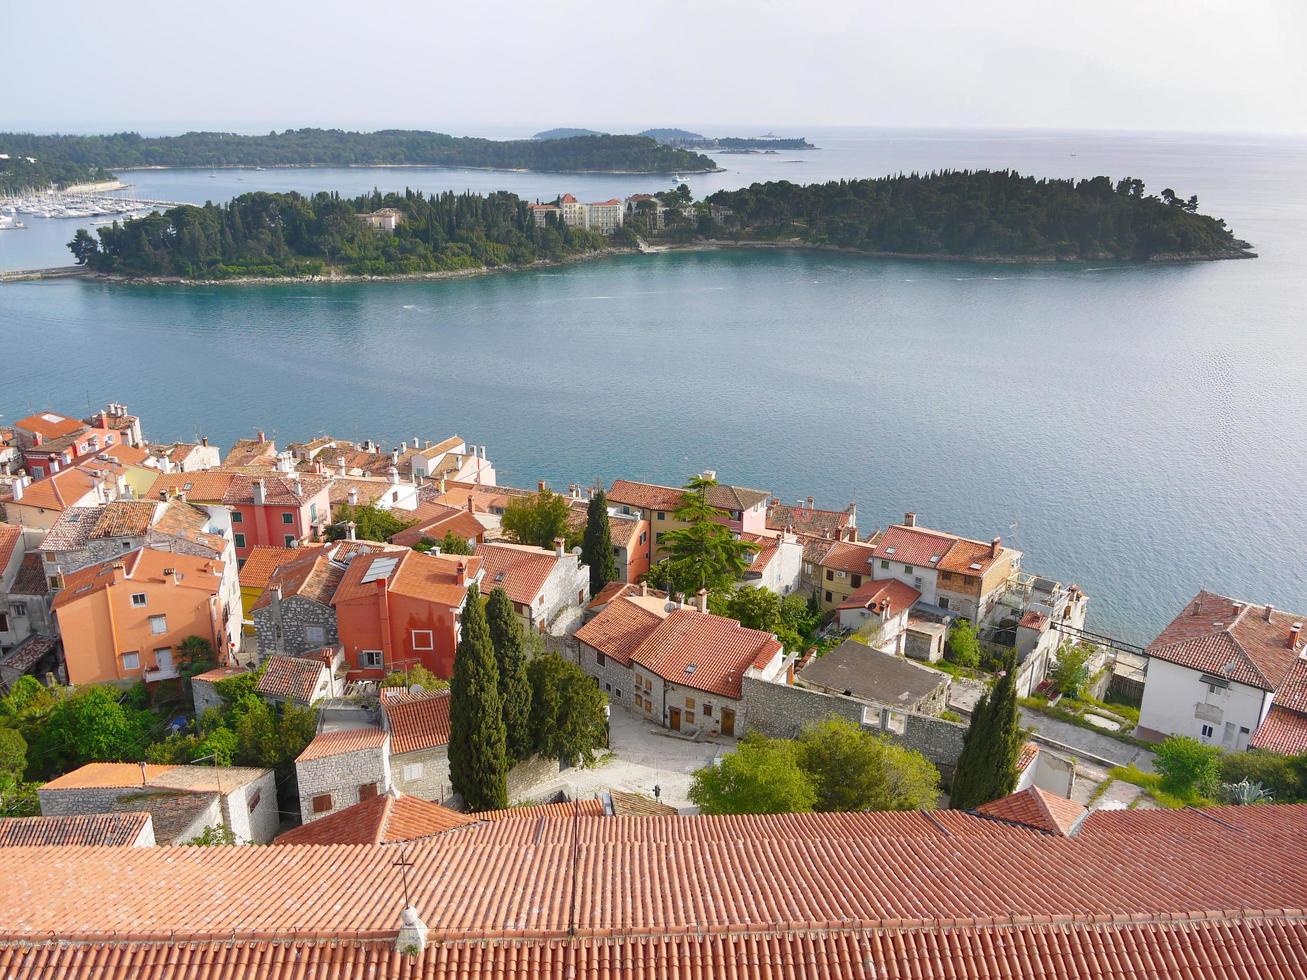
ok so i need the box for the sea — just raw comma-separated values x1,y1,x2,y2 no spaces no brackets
2,127,1305,643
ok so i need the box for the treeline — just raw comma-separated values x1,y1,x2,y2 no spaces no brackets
0,129,716,174
704,171,1251,260
0,155,111,194
70,188,610,279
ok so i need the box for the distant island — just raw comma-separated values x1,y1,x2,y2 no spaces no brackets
0,129,717,191
60,171,1252,283
532,128,606,140
639,128,705,141
639,129,815,152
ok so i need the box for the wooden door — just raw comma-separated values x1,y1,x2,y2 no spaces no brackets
669,707,681,732
721,707,735,737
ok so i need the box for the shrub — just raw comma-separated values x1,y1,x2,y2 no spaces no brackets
1154,736,1222,798
945,620,980,669
1050,644,1092,698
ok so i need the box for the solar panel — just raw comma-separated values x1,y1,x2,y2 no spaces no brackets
360,556,400,584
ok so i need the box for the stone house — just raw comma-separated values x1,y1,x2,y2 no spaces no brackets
294,727,392,824
608,473,770,567
250,546,347,661
835,579,923,655
190,665,248,718
795,639,950,717
474,541,589,636
381,688,454,803
37,762,278,843
737,531,803,595
256,651,343,707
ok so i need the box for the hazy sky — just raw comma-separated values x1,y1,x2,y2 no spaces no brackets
5,0,1305,136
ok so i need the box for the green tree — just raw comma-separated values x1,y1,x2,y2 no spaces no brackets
501,490,576,550
29,686,155,776
325,503,415,542
689,733,817,814
1155,736,1222,799
795,716,939,812
0,728,28,783
448,586,508,810
413,531,473,556
582,489,619,595
68,228,99,265
945,619,981,669
1050,644,1092,698
486,587,533,762
949,651,1023,809
185,825,238,846
381,664,448,690
648,475,758,595
526,653,608,764
1220,749,1307,803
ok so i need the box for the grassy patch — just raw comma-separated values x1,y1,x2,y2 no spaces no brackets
1085,776,1116,807
1019,697,1154,751
1108,764,1212,809
926,659,987,682
939,710,964,724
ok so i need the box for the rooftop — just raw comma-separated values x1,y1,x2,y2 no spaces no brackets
975,785,1089,836
296,726,388,763
575,594,666,666
256,654,329,703
383,689,453,755
52,547,223,610
630,608,782,699
797,640,947,709
333,548,476,608
238,545,302,589
274,789,473,845
837,578,922,614
0,812,151,848
107,789,218,844
474,542,564,606
608,477,769,514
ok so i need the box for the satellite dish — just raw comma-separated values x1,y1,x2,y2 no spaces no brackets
410,684,425,694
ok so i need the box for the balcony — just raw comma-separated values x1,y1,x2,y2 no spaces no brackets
143,664,180,683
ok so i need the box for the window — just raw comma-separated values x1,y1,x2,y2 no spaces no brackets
131,593,147,607
851,574,862,588
1201,724,1214,739
121,651,140,671
237,558,246,570
615,688,622,699
358,783,379,802
825,569,834,581
643,676,651,692
656,511,665,521
825,590,833,603
685,710,695,724
247,789,261,813
411,630,434,651
703,703,712,717
230,511,243,523
938,597,950,611
403,763,424,781
604,682,611,692
312,793,333,814
284,535,296,547
596,651,606,667
655,532,665,543
304,626,326,646
885,710,907,735
309,503,318,522
281,512,294,525
903,565,914,574
233,533,246,549
644,700,652,714
149,614,167,635
10,602,24,617
880,560,889,570
48,576,61,590
362,650,383,668
0,614,8,632
685,697,695,710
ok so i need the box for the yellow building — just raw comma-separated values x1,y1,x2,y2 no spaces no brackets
237,546,301,634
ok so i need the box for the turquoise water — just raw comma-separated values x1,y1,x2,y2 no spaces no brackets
2,129,1306,641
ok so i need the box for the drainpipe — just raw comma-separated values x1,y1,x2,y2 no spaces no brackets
377,578,392,671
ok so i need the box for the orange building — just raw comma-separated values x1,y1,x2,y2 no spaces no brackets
332,550,482,681
52,548,233,686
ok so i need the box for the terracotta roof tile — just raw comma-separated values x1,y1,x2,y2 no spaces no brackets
1250,706,1307,755
52,547,223,611
975,786,1088,836
383,690,453,755
0,812,150,847
14,411,85,440
575,596,666,666
630,608,783,699
274,790,474,845
608,478,768,514
296,726,387,762
9,554,48,596
88,499,157,538
872,525,962,569
42,763,176,790
332,549,475,609
818,539,879,574
238,546,302,589
474,543,561,606
469,798,606,821
0,521,20,571
1016,741,1039,773
766,501,854,537
836,578,921,613
2,465,109,511
609,791,678,816
256,655,329,703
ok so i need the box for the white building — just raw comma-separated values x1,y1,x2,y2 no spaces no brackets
584,199,624,234
1138,591,1307,754
474,540,590,635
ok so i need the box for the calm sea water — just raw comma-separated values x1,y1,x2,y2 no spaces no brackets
2,129,1305,642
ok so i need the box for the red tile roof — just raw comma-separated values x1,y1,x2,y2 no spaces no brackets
1019,610,1050,630
1250,706,1307,755
766,501,853,536
238,546,302,589
1147,591,1307,691
256,655,329,703
474,543,561,606
817,539,878,574
1016,741,1039,773
42,763,177,790
51,548,223,611
274,790,473,845
0,522,20,572
872,524,961,568
296,727,388,762
630,608,783,699
333,549,476,609
608,478,769,514
975,786,1088,836
14,412,85,440
1,465,109,511
837,578,922,614
469,798,606,821
0,812,150,847
252,545,350,610
383,690,453,755
575,596,666,666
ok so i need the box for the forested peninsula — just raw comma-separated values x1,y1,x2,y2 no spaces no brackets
0,129,717,184
703,171,1252,261
65,171,1252,282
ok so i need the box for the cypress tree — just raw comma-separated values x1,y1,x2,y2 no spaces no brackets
448,586,508,811
949,650,1023,809
582,489,619,595
486,586,533,762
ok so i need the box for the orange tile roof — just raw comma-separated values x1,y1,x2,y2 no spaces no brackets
332,549,476,609
474,543,561,606
101,443,150,467
837,578,922,613
389,505,485,548
630,608,783,699
251,546,346,610
0,522,20,571
14,411,85,440
42,763,176,790
766,501,854,536
145,470,237,503
1016,741,1039,773
52,547,223,610
975,786,1088,836
609,791,678,816
383,690,453,755
0,812,150,847
469,798,606,821
608,478,769,514
1250,706,1307,755
88,499,157,537
1147,591,1307,692
296,726,387,762
274,790,473,845
2,465,108,511
871,524,961,569
817,539,878,574
256,655,329,703
238,546,301,589
575,596,666,666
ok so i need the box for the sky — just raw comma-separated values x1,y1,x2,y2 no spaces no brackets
4,0,1306,136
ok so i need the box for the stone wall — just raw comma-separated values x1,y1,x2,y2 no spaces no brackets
223,771,280,843
508,754,562,801
294,741,390,824
253,596,338,662
39,786,136,817
392,746,453,804
191,677,227,719
539,557,590,635
577,641,637,707
741,675,968,780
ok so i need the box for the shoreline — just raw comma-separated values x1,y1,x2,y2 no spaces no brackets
2,239,1255,285
113,163,724,177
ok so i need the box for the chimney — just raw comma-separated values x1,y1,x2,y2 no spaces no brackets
807,496,814,511
702,469,716,481
201,435,209,447
291,476,302,497
904,512,917,528
991,536,1001,558
696,588,708,613
337,455,347,477
414,435,420,449
1233,601,1243,617
257,430,266,444
554,537,565,558
400,441,408,453
391,449,400,466
438,476,446,494
388,466,399,485
1291,623,1303,649
158,489,168,502
346,521,357,541
456,560,466,585
1265,604,1275,622
538,480,547,492
11,479,22,501
640,581,649,597
252,479,266,506
848,502,857,529
348,488,359,507
466,495,474,513
395,906,429,955
431,545,441,558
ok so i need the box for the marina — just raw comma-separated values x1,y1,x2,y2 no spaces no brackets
0,185,187,224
